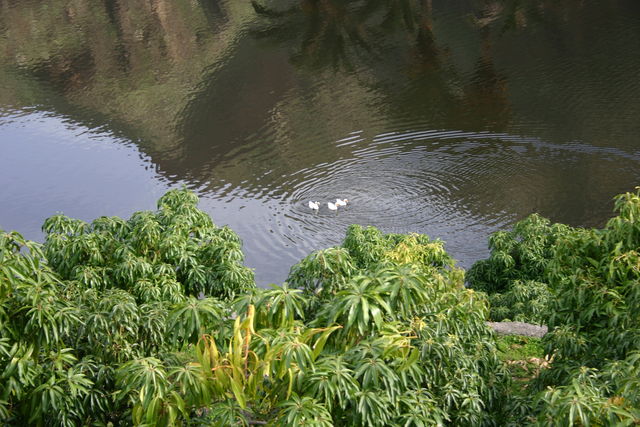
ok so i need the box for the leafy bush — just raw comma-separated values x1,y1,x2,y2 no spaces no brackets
467,214,571,294
465,189,640,425
6,187,640,425
539,190,640,371
0,197,511,425
0,189,253,425
467,214,572,324
127,238,510,426
487,280,550,324
42,188,254,301
526,189,640,424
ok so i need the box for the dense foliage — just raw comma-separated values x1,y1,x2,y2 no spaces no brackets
531,190,640,424
467,214,571,325
42,189,254,301
0,190,511,425
470,189,640,425
0,189,255,425
2,187,640,425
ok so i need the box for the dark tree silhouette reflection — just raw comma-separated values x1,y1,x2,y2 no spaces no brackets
250,0,441,71
248,0,513,131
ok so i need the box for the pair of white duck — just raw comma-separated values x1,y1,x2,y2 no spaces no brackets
309,198,348,211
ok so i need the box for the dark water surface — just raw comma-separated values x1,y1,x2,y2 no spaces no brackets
1,0,640,285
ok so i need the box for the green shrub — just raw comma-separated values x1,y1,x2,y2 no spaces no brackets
487,280,550,324
42,188,254,301
542,190,640,372
467,214,573,325
6,187,640,425
0,196,512,425
466,189,640,425
521,190,640,424
0,189,254,425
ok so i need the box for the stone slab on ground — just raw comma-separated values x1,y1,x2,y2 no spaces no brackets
487,321,548,338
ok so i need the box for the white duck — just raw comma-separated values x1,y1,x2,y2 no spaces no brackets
335,198,348,207
308,201,320,210
327,201,338,211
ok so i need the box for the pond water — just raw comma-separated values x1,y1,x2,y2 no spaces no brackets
1,0,640,285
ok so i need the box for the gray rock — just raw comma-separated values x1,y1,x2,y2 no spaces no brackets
487,321,548,338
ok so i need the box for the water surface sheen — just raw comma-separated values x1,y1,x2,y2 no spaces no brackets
1,0,639,285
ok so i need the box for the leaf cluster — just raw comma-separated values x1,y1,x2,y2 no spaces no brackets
156,225,512,425
0,202,512,425
475,189,640,425
0,189,255,424
525,189,640,424
467,214,571,325
9,187,640,425
42,188,254,300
